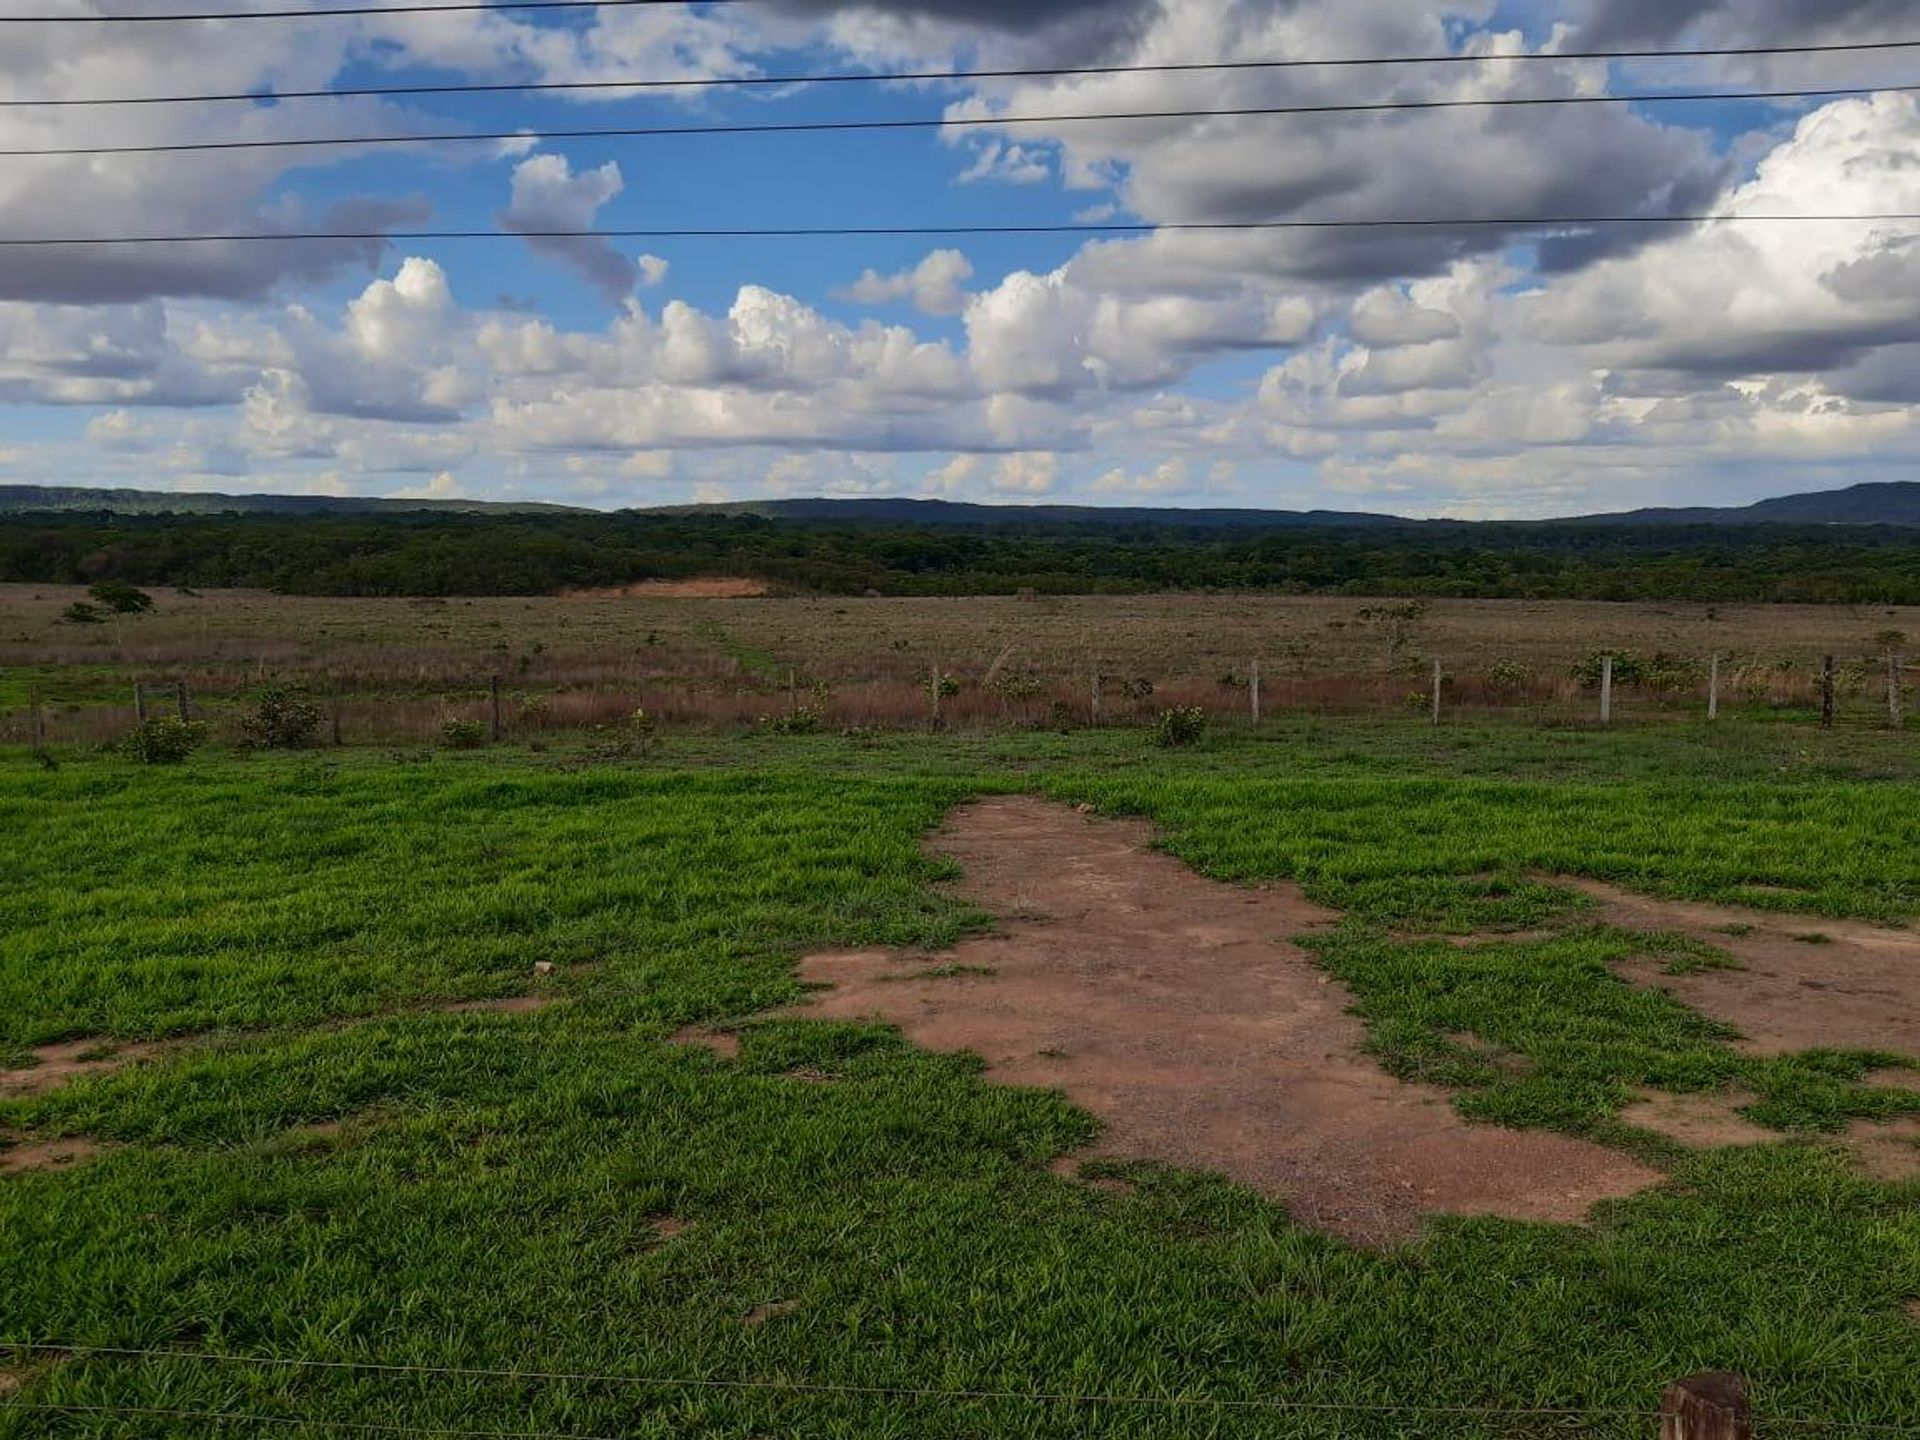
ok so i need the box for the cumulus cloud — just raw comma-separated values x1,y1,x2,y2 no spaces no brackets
836,251,975,316
498,153,640,303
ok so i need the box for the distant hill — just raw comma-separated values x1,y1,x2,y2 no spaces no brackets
0,485,586,517
1583,481,1920,527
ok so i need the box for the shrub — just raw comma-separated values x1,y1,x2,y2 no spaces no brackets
1572,650,1646,689
592,707,658,759
1485,659,1535,693
1151,705,1207,749
927,672,960,700
762,706,822,736
1045,700,1077,733
987,671,1043,701
440,718,487,749
120,717,207,764
88,582,154,614
240,686,324,749
62,601,106,625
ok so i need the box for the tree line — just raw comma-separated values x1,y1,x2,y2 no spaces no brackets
5,508,1920,604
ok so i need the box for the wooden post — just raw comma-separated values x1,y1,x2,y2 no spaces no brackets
1707,652,1719,722
175,680,190,723
1089,664,1101,727
133,682,148,724
330,697,343,748
930,665,942,729
1430,656,1442,727
489,674,503,742
1600,655,1613,726
29,685,45,748
1660,1372,1751,1440
1250,660,1261,726
1821,654,1835,730
788,667,797,713
1889,652,1904,730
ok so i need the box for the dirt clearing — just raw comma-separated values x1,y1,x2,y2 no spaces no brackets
799,798,1659,1245
0,1135,103,1175
0,1039,165,1097
1566,880,1920,1059
561,578,770,599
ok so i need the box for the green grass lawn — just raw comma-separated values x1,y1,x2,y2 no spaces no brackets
3,722,1919,1437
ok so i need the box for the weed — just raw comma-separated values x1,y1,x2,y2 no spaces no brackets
1151,706,1207,748
117,717,207,764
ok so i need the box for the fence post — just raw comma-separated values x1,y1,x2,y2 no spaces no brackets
788,667,797,713
1890,652,1904,730
1089,663,1101,727
1430,657,1442,727
1707,652,1719,722
29,685,45,748
489,674,503,742
1660,1372,1751,1440
1821,654,1835,730
1250,660,1261,726
133,683,148,724
330,696,343,748
1600,655,1613,726
175,680,190,723
931,665,942,730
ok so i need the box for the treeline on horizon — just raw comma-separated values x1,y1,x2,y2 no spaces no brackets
5,508,1920,604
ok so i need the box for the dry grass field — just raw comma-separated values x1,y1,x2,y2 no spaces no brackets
3,583,1915,744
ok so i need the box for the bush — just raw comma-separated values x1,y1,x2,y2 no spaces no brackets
240,686,324,749
592,707,658,758
1151,705,1208,749
927,672,960,700
1485,659,1536,693
762,706,823,736
62,601,106,625
88,582,154,614
440,718,487,749
120,717,207,764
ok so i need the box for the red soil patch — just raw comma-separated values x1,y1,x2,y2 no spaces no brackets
650,1215,688,1240
669,1026,742,1059
743,1299,800,1326
1619,1088,1779,1148
562,578,770,600
799,798,1660,1245
0,1135,104,1175
437,995,555,1015
1845,1115,1920,1182
0,1038,165,1096
1563,879,1920,1059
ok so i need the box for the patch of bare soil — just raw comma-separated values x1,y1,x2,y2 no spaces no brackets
743,1299,799,1326
1868,1068,1920,1094
0,1135,104,1175
0,1039,165,1097
798,797,1660,1246
1619,1088,1779,1148
1845,1115,1920,1182
437,995,556,1016
562,578,770,600
669,1026,741,1059
1561,879,1920,1059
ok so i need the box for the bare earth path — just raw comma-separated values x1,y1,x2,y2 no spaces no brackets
799,798,1659,1245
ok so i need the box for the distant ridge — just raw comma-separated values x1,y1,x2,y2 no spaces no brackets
3,479,1917,527
0,484,586,517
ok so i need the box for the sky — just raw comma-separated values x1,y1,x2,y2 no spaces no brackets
1,0,1917,517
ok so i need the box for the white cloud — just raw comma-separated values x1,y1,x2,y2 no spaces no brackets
498,153,640,303
835,250,975,316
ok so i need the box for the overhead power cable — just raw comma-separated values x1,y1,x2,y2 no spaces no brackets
3,211,1917,247
0,0,741,20
3,81,1912,158
6,36,1920,108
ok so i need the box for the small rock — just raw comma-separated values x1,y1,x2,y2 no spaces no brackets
532,961,556,977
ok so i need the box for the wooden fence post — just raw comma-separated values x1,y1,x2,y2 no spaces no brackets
930,665,942,730
1707,652,1719,722
1600,655,1613,726
1821,654,1835,730
788,667,798,713
29,685,45,748
1250,660,1261,726
489,674,503,742
330,696,343,748
133,683,148,724
1889,652,1904,730
1660,1372,1751,1440
1089,663,1101,727
175,680,190,723
1430,657,1442,727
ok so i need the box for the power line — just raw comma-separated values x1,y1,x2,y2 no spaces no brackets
5,81,1912,158
0,0,742,21
3,211,1918,247
7,36,1920,108
0,1400,631,1439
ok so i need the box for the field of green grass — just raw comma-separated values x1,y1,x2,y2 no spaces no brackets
4,719,1919,1437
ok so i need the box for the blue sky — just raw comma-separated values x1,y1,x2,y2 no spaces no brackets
1,0,1917,515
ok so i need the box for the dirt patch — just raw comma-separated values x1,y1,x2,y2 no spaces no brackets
799,797,1660,1246
1561,879,1920,1059
650,1215,688,1240
1845,1116,1920,1182
562,578,770,600
437,995,555,1016
0,1038,166,1097
1048,1156,1137,1197
669,1026,741,1059
1619,1088,1780,1148
743,1300,799,1326
0,1135,104,1175
1868,1068,1920,1095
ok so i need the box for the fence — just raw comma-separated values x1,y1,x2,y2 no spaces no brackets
5,647,1916,750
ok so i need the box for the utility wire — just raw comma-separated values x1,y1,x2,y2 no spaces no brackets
4,81,1911,158
4,212,1918,246
6,36,1919,108
0,0,742,21
0,1400,632,1440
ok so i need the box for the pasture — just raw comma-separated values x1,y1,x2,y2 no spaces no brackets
3,711,1919,1438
